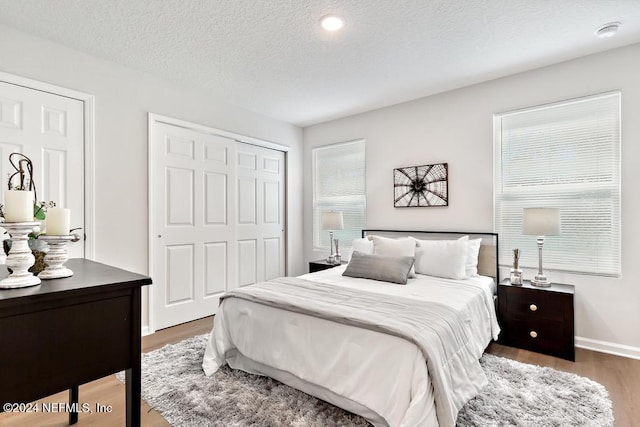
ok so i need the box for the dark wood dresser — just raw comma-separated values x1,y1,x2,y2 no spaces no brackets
498,280,575,361
0,258,152,426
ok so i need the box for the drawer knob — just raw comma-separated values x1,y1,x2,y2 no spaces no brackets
530,331,538,338
529,304,538,312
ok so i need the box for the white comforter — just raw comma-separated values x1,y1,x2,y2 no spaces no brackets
203,266,500,427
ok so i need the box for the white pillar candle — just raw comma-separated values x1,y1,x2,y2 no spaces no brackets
4,190,34,222
46,207,71,236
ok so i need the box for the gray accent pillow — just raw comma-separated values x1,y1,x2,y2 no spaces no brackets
342,251,415,285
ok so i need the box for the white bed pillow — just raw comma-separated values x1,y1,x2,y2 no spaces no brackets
351,237,374,255
412,238,468,280
369,235,417,277
461,237,482,277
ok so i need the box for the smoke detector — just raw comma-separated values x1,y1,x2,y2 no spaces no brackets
595,22,621,38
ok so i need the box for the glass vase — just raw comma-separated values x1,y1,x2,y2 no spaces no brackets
510,268,523,285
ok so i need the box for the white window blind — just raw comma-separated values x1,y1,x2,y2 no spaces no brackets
494,92,621,277
312,140,366,251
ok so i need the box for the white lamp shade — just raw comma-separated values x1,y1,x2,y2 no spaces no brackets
321,211,344,230
523,208,560,236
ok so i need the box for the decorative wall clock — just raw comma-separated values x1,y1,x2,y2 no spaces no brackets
393,163,448,207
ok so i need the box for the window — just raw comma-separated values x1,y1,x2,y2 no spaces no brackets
312,140,366,251
494,92,620,277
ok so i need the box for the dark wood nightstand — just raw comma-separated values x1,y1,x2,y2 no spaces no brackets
309,259,346,273
498,280,575,361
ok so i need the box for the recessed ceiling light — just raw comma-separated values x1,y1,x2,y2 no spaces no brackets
595,22,621,38
320,15,344,32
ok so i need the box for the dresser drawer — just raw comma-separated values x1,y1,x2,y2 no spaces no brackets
504,287,570,321
1,294,132,402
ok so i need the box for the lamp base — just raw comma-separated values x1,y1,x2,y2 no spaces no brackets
531,274,551,287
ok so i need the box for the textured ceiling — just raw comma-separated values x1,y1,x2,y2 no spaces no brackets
0,0,639,126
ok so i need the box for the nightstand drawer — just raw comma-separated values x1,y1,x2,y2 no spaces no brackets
502,317,565,355
504,287,570,321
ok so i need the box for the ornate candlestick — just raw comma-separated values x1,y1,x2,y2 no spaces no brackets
0,221,41,289
37,235,77,279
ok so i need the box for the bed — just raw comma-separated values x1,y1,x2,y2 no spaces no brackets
203,230,500,427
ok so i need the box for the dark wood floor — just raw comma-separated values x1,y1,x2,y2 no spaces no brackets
1,316,638,426
486,341,640,427
0,317,213,427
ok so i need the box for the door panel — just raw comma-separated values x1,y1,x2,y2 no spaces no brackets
0,97,21,128
166,244,194,304
238,177,257,224
166,167,194,225
263,156,280,174
42,149,66,206
0,81,85,258
263,181,280,224
238,151,256,170
236,142,286,285
152,121,285,330
237,239,257,286
153,124,235,329
205,142,227,163
166,135,194,158
264,237,281,281
205,172,227,224
204,242,227,295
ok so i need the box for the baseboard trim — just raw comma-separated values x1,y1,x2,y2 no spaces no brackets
576,336,640,360
142,326,151,337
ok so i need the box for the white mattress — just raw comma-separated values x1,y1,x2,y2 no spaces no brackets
204,267,500,427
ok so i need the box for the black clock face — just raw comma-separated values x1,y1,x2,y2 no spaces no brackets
412,181,425,192
393,163,448,207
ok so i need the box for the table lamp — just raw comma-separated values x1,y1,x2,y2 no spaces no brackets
321,211,343,264
523,208,560,287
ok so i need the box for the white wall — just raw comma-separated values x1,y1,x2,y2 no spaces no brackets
0,25,305,329
303,43,640,356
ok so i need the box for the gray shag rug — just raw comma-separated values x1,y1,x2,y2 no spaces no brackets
119,334,613,426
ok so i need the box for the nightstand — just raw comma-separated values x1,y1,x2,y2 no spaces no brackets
309,259,346,273
498,280,575,361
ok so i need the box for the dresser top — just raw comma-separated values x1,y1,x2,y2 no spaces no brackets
499,279,574,294
0,258,151,303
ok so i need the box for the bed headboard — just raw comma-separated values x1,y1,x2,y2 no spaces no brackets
361,229,499,283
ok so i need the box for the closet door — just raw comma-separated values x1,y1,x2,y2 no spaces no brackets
236,142,285,286
151,120,286,330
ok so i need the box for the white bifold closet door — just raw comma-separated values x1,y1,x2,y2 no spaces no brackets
152,121,285,330
0,81,85,259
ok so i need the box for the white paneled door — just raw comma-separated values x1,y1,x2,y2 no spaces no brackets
152,120,285,330
0,81,85,258
236,142,286,285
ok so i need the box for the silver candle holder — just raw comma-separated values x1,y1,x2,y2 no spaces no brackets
37,234,77,279
0,221,41,289
333,238,342,264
